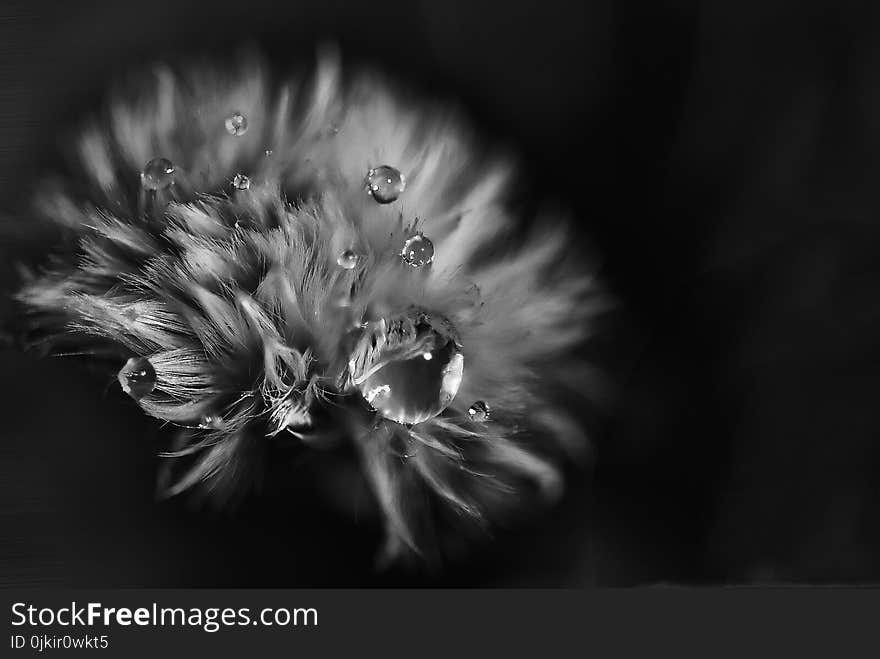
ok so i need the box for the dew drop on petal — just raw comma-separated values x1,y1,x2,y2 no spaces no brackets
364,165,406,203
337,249,358,269
400,233,434,267
118,356,157,401
225,112,248,136
232,173,250,190
467,400,491,422
140,157,175,190
349,308,463,425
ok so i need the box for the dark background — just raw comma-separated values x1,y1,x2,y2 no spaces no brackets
2,0,880,586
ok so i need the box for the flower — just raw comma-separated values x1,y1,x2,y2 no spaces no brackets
16,49,604,565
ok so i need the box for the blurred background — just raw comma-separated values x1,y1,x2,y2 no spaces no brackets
2,0,880,586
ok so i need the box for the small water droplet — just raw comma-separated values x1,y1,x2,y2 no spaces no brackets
264,149,273,157
364,165,406,203
467,400,491,422
400,233,434,267
118,356,157,401
140,157,175,190
225,112,248,136
232,173,251,190
336,249,358,270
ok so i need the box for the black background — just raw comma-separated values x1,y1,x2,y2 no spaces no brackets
2,0,880,586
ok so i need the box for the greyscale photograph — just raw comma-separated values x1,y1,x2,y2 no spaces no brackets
1,0,879,590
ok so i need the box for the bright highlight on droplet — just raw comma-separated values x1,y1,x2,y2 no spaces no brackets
467,400,491,422
140,157,175,191
364,165,406,203
118,356,157,401
232,173,250,190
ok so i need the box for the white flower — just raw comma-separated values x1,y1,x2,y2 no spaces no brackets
18,49,604,565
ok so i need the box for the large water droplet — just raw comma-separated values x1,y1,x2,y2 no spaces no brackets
467,400,491,422
349,308,463,425
140,158,175,191
118,356,157,401
337,249,358,270
225,112,248,136
364,165,406,203
400,233,434,267
232,173,250,190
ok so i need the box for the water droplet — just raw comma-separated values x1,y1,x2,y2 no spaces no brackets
337,249,358,269
232,173,250,190
225,112,248,136
118,356,157,401
364,165,406,203
198,414,223,430
349,308,463,425
467,400,491,422
140,157,175,190
400,233,434,267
